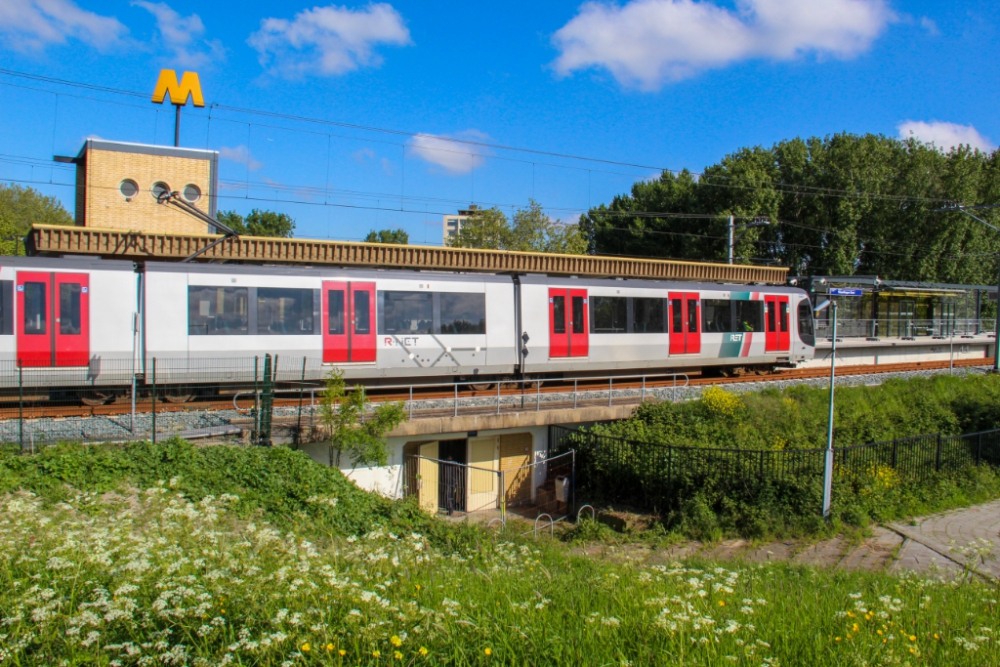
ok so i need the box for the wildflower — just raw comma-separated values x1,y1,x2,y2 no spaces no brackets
394,650,403,660
326,644,334,651
391,635,403,647
909,635,917,642
373,650,381,657
339,649,346,656
484,647,493,656
419,647,429,656
718,600,725,607
301,643,310,652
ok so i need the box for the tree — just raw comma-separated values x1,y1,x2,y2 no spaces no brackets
581,133,1000,284
450,199,588,254
319,368,407,468
365,228,409,244
216,209,295,237
0,183,74,255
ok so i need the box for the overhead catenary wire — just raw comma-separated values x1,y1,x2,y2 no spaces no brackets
0,68,963,206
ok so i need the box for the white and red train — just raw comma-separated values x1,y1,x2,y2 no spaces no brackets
0,256,815,399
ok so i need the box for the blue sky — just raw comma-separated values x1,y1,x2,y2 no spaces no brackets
0,0,997,245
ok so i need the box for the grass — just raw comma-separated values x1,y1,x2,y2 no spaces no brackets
2,441,1000,665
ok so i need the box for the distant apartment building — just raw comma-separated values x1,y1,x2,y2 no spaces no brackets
442,205,479,245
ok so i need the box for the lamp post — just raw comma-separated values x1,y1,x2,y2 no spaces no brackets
814,298,836,517
932,203,1000,372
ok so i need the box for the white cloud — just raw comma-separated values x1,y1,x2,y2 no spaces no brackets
897,121,995,152
919,16,938,36
0,0,128,52
408,131,487,175
132,1,224,68
551,0,895,90
248,3,411,78
352,147,376,162
380,157,395,176
219,145,263,171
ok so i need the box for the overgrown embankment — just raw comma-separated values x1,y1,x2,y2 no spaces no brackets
0,439,444,542
571,374,1000,538
590,373,1000,449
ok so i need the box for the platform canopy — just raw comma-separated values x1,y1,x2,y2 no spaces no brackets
27,224,788,285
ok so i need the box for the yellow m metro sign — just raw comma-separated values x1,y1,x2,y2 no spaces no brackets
151,69,205,108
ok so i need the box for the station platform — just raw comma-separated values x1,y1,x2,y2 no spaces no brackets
800,333,995,369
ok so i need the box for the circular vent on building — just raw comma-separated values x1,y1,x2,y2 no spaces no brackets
119,179,139,199
182,184,202,203
151,181,171,201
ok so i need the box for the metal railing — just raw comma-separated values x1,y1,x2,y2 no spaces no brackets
815,318,995,340
552,425,1000,515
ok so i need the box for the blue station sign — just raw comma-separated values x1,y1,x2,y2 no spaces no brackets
829,288,863,296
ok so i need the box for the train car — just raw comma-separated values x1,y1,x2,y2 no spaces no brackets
0,256,815,400
143,262,517,381
519,275,814,376
0,256,137,396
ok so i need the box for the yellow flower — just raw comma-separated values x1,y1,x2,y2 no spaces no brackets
373,650,381,658
934,633,940,640
415,584,421,591
835,637,841,642
391,635,403,647
394,651,403,660
484,647,492,656
718,600,725,607
326,644,334,651
301,643,310,652
339,649,346,656
852,623,859,633
419,647,429,656
909,635,916,642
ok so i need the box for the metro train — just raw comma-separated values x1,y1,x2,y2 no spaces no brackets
0,256,815,401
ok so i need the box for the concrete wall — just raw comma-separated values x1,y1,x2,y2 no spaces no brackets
302,425,553,500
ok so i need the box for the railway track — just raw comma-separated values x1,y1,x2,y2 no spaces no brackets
2,358,990,422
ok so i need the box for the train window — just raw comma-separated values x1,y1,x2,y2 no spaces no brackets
188,286,248,335
779,301,789,333
0,281,11,335
572,296,585,334
702,299,733,333
736,301,763,332
591,296,627,333
552,295,566,334
671,298,683,333
59,283,82,335
23,282,47,335
687,299,699,333
633,298,664,333
766,301,776,332
257,288,314,335
381,291,433,335
440,293,486,334
798,301,815,346
353,289,371,334
328,290,345,335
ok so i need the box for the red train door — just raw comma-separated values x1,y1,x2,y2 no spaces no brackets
765,295,790,352
549,288,588,358
668,292,700,354
349,282,376,362
322,281,376,363
16,272,89,367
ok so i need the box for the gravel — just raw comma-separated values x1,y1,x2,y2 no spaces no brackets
2,365,990,447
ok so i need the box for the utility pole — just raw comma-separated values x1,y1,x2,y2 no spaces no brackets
727,217,770,264
932,203,1000,372
813,298,836,517
174,104,182,147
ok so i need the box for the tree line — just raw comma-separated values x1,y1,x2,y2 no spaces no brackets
580,133,1000,283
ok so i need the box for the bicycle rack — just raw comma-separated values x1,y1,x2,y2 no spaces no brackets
534,513,554,539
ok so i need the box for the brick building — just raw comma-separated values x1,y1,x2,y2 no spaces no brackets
68,139,219,234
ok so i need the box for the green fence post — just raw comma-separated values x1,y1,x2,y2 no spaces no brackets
295,356,307,446
258,354,274,446
151,358,157,444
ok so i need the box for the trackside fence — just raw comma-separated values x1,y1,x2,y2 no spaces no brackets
551,426,1000,515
